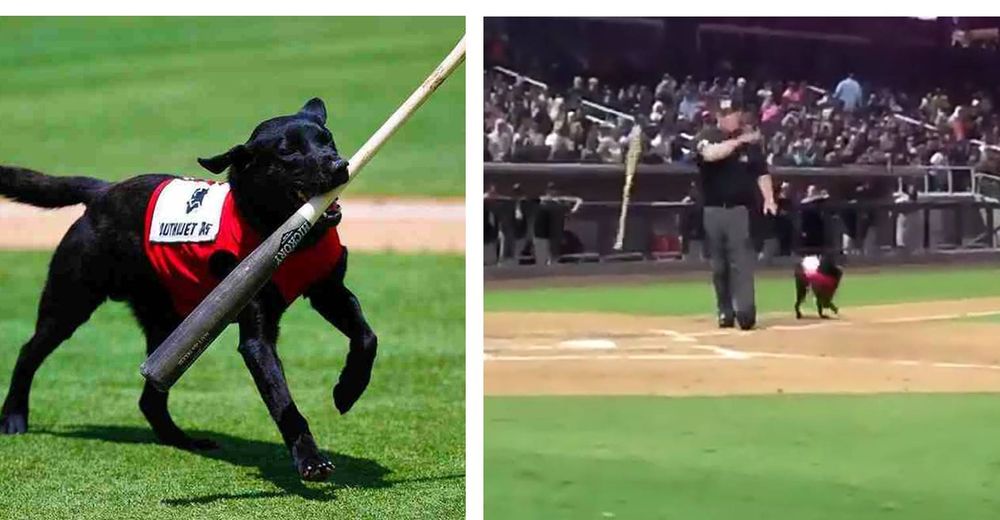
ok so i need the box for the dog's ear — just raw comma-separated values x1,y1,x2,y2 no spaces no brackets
197,145,249,174
299,98,327,125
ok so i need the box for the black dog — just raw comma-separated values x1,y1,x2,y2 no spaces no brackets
794,254,843,319
0,98,377,482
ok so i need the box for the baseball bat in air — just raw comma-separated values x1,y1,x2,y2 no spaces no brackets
613,125,643,251
140,36,466,392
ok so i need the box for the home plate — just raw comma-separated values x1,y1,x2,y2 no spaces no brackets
559,338,618,350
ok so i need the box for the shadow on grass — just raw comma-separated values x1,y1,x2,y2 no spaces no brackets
41,424,462,506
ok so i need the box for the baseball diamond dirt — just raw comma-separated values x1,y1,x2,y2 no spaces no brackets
0,198,463,253
486,299,1000,396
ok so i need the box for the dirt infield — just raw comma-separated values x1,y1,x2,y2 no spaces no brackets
485,298,1000,396
0,198,464,253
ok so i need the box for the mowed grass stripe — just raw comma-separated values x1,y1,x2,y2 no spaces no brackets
0,17,464,197
485,267,1000,316
0,250,464,519
486,395,1000,520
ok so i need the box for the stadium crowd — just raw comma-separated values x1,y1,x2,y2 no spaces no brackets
484,68,1000,172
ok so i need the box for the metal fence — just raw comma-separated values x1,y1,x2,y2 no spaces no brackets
485,197,1000,266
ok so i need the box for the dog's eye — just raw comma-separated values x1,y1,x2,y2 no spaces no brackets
318,130,333,145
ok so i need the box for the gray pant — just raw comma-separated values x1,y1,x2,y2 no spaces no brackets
703,206,756,320
484,241,499,266
533,238,552,265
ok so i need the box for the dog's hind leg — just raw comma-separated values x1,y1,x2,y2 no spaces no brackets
237,294,333,482
306,250,378,415
1,219,107,434
135,314,219,451
817,297,829,319
794,269,807,320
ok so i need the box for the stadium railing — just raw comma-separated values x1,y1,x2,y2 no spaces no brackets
490,65,636,129
485,196,1000,268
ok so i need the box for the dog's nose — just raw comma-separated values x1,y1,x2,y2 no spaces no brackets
328,158,350,187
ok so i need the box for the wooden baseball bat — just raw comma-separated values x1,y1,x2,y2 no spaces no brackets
140,36,466,392
613,125,643,251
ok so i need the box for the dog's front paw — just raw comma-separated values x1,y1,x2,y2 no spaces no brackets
292,435,334,481
298,454,335,482
333,335,377,414
0,412,27,435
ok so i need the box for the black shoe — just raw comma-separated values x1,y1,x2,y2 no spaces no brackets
736,311,756,331
718,313,735,328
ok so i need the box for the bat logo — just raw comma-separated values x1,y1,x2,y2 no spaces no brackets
186,188,209,214
274,221,313,264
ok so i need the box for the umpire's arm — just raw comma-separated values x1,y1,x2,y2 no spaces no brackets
751,145,777,215
697,130,759,162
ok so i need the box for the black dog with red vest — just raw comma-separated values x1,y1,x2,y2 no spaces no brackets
794,254,843,319
0,99,375,482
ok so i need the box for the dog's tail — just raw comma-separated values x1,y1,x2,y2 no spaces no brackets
0,165,109,208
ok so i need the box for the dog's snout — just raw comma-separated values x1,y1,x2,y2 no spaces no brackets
327,158,350,187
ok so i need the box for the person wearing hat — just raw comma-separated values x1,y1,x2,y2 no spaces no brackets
694,101,776,330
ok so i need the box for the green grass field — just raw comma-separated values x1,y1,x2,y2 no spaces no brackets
485,266,1000,315
0,17,464,197
487,395,1000,519
486,267,1000,519
0,250,464,519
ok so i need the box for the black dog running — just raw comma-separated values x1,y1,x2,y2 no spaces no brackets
0,98,376,482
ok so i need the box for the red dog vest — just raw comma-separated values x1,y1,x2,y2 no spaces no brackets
801,256,838,297
144,179,344,316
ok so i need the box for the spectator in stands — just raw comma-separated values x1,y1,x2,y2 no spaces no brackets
678,90,702,121
650,100,667,124
732,77,749,108
568,76,586,109
655,73,677,105
596,126,624,163
760,94,782,126
929,148,949,190
949,105,969,141
487,119,514,162
484,66,994,169
547,121,581,162
545,120,573,152
833,73,863,113
782,81,806,107
580,127,602,163
649,125,675,163
586,77,600,100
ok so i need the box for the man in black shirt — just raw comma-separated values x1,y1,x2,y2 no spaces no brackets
694,103,776,329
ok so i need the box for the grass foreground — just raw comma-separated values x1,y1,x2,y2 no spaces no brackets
486,394,1000,519
0,250,465,519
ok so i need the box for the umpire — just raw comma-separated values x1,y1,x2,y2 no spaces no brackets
694,102,776,330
